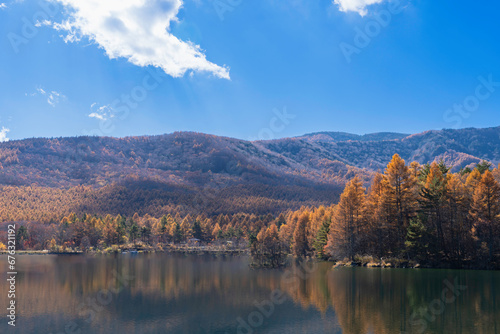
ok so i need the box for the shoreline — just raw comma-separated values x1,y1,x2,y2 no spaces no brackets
2,250,498,271
0,246,250,256
329,258,500,271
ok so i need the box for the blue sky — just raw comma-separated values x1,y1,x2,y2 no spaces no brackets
0,0,500,141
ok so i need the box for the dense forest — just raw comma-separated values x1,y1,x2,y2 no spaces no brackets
3,126,500,223
0,180,337,221
253,155,500,269
2,154,499,269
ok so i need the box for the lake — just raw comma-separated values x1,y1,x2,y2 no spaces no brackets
1,253,498,334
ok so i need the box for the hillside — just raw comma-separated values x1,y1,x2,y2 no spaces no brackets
295,131,409,143
0,126,499,221
290,127,500,172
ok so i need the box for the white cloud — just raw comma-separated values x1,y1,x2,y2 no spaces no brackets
88,113,105,120
89,103,114,121
0,127,10,142
0,3,7,10
48,0,230,79
333,0,385,16
47,91,63,107
28,86,66,107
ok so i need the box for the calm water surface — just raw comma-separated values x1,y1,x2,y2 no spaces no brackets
0,253,498,334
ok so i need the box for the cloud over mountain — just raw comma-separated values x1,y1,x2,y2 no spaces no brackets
49,0,230,79
0,127,9,142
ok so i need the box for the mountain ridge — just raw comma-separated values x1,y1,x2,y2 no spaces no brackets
2,126,500,187
1,125,499,219
297,131,410,143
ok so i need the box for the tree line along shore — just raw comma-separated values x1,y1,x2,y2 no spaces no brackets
1,154,499,270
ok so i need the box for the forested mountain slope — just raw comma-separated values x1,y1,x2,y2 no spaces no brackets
0,126,499,221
